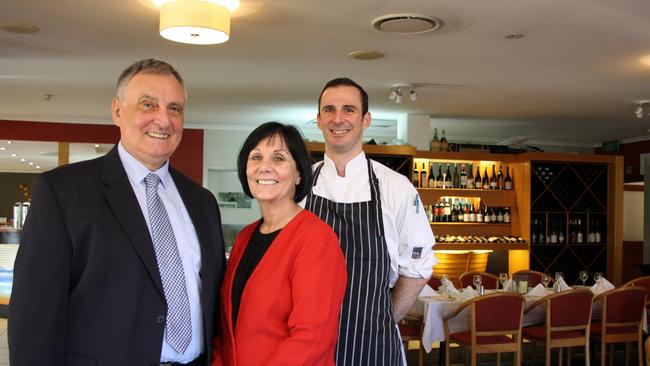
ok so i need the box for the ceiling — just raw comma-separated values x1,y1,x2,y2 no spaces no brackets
2,0,650,167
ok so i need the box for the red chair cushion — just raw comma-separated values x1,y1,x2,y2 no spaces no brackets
450,331,516,345
398,323,420,337
590,321,639,336
523,325,586,340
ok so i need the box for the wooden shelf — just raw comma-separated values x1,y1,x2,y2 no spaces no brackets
418,188,515,207
434,242,529,251
431,223,511,236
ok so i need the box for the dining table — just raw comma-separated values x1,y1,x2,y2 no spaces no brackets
409,287,623,354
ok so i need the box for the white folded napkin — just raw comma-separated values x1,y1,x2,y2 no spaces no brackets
440,279,460,294
590,277,615,295
447,285,478,300
503,278,515,291
527,283,547,297
554,278,572,292
418,283,437,297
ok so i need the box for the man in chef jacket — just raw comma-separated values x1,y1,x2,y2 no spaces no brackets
303,77,436,366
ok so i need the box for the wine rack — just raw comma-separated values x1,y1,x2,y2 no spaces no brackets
414,151,525,251
530,161,608,285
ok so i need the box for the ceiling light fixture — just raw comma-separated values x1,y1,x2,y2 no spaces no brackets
389,83,420,104
0,147,5,151
635,100,650,119
153,0,239,45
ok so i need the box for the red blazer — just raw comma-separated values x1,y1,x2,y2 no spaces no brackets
212,210,347,366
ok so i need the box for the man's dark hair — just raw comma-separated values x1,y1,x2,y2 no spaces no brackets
318,77,369,115
237,122,313,203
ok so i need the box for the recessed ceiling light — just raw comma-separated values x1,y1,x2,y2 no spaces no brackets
10,153,16,157
0,147,5,151
7,141,12,144
28,162,34,166
639,55,650,66
94,144,100,148
36,165,40,169
0,22,39,34
20,158,25,162
372,14,442,34
505,34,524,39
348,51,385,60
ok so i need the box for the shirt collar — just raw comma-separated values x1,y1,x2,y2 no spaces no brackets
323,151,366,177
117,142,171,188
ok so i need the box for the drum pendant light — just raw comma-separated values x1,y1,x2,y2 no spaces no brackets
157,0,238,45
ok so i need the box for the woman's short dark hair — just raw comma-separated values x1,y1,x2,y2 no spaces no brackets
237,122,313,203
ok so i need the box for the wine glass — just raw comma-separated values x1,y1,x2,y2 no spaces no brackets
499,273,508,290
472,275,482,291
542,273,551,288
594,272,603,283
579,270,588,286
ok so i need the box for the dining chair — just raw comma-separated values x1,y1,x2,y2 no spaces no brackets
459,271,499,290
398,313,425,366
513,269,545,287
590,286,646,366
443,292,525,366
522,288,593,366
624,276,650,365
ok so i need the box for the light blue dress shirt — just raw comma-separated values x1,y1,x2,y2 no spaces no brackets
118,143,204,363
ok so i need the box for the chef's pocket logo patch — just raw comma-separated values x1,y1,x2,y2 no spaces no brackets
412,247,423,259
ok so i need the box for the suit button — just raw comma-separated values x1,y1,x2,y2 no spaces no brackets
156,315,166,324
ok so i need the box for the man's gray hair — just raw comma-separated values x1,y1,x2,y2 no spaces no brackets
115,58,185,103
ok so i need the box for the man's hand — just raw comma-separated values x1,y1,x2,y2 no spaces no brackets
391,276,429,322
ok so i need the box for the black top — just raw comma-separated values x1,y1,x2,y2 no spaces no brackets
231,221,281,329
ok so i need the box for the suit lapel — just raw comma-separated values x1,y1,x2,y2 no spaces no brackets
100,147,165,297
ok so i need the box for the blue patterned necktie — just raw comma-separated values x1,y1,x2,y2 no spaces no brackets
144,173,192,354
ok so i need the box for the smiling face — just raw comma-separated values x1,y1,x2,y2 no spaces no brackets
317,85,371,158
111,72,185,170
246,135,301,206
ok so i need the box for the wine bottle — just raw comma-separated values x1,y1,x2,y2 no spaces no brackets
504,166,513,190
444,164,452,189
430,128,440,152
482,167,490,190
497,207,504,223
419,163,427,188
497,165,504,190
484,206,491,223
412,161,419,187
588,219,595,243
460,164,467,189
452,164,460,188
467,163,474,189
531,219,538,244
576,219,584,244
558,223,565,244
457,201,464,222
490,207,497,223
550,220,558,244
475,166,482,189
490,165,497,190
476,201,484,223
445,198,451,222
503,207,510,223
451,201,458,222
469,202,477,222
436,164,443,188
427,163,435,188
463,202,470,222
440,129,449,152
594,219,602,243
569,219,576,244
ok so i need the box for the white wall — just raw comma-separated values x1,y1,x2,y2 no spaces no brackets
624,190,644,241
204,129,260,225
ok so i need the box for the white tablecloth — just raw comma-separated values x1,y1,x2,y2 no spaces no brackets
411,289,634,353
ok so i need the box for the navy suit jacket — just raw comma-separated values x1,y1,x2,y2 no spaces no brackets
8,146,226,366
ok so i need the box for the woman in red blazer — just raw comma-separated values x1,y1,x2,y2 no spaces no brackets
212,122,347,366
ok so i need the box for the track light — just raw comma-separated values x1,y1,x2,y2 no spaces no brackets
388,88,398,100
395,89,403,104
409,89,418,102
636,104,644,119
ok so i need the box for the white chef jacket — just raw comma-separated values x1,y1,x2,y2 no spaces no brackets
303,152,437,287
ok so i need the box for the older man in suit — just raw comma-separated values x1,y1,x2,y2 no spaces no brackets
8,59,226,366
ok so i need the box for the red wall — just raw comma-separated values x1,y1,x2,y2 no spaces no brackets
596,139,650,183
0,120,203,184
